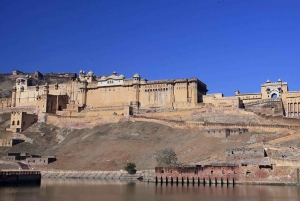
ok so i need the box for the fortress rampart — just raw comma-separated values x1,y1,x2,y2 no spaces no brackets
155,165,300,185
2,70,300,120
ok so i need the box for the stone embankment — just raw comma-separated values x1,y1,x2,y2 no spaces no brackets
41,170,155,182
133,115,300,132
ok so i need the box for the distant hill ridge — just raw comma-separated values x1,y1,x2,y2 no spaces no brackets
0,70,78,98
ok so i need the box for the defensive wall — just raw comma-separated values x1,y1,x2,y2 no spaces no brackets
134,113,300,133
256,113,300,125
204,128,248,138
1,153,56,165
186,121,300,131
225,148,266,161
46,112,291,132
45,111,126,128
155,165,238,185
5,71,300,122
0,106,35,114
155,165,300,185
26,156,56,165
0,138,24,147
41,170,149,180
0,98,11,108
271,158,300,167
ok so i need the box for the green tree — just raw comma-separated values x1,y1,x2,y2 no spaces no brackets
124,162,137,174
155,148,178,167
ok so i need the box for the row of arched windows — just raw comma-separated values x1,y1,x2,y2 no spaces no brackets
11,120,20,125
11,120,25,126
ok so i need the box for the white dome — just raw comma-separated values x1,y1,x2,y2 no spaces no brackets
87,71,94,76
133,73,140,78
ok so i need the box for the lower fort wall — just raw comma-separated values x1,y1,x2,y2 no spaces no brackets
45,111,125,128
155,166,239,184
225,148,266,161
0,139,25,147
0,98,11,108
238,165,298,184
155,165,300,185
271,158,300,167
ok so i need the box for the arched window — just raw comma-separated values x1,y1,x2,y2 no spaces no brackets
271,93,278,98
17,120,20,125
12,121,15,125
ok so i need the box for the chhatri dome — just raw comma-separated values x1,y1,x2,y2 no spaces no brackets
133,73,140,78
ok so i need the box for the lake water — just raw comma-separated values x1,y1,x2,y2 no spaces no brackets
0,179,300,201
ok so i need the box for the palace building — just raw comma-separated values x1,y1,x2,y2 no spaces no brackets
10,71,208,113
5,70,300,118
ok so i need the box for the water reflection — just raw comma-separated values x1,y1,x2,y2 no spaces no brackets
0,179,299,201
154,183,299,201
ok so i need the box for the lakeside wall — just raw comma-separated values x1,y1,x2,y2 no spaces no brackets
41,170,154,181
155,165,300,185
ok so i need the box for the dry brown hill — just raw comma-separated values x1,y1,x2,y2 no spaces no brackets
0,120,279,171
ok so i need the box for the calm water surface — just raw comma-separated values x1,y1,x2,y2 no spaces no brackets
0,179,299,201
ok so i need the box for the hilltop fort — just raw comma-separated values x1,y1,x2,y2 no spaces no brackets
0,69,300,185
1,69,300,118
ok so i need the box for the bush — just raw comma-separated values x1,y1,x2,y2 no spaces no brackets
124,162,136,174
155,148,178,167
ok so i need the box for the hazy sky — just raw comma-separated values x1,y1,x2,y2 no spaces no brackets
1,0,300,95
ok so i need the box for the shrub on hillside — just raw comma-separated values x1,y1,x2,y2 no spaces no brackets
124,162,137,174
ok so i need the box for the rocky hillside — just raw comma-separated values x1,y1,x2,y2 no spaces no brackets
0,119,279,171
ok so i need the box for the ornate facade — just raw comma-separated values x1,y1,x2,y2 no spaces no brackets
6,71,300,118
235,79,300,117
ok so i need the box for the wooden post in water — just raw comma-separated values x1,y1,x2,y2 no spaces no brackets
297,169,300,185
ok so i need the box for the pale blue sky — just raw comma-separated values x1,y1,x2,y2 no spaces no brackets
1,0,300,95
